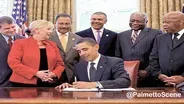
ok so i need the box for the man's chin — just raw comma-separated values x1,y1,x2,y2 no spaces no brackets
4,34,15,37
82,57,90,61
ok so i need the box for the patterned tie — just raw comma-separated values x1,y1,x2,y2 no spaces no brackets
8,37,13,48
131,30,138,44
89,62,96,81
59,34,67,51
96,30,101,44
172,33,179,47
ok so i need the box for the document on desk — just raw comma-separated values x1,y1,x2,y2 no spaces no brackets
62,88,135,92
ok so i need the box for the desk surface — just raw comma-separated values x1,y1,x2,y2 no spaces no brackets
0,87,183,104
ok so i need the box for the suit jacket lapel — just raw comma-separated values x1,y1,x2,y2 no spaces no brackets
88,28,96,40
125,30,132,46
172,33,184,49
99,29,110,46
65,32,75,53
132,28,148,46
165,33,172,50
95,55,107,81
50,31,65,52
82,61,90,81
0,34,10,53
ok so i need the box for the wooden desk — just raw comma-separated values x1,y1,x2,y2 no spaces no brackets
0,87,183,104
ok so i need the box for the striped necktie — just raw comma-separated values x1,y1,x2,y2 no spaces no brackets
131,30,138,44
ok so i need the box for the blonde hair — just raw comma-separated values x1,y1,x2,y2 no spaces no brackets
29,20,54,34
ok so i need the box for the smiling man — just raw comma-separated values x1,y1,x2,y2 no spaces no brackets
0,16,24,87
50,13,82,85
76,12,117,57
115,12,163,87
56,38,130,89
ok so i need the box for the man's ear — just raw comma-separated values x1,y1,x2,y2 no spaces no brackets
94,44,99,51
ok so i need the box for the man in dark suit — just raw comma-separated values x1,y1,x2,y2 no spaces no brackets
56,38,130,89
146,11,184,87
76,12,117,56
115,12,163,87
0,16,24,87
50,13,82,84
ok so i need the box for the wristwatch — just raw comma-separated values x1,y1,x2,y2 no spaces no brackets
96,81,100,88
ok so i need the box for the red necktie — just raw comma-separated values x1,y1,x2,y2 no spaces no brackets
8,37,13,48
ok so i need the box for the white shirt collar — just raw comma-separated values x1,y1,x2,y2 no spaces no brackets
87,54,101,80
172,29,184,39
131,30,141,36
2,34,14,43
89,54,101,65
91,27,104,34
56,30,69,36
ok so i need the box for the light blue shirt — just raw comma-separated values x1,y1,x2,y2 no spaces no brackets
2,34,14,44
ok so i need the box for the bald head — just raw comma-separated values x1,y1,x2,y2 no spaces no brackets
129,12,148,31
163,11,184,33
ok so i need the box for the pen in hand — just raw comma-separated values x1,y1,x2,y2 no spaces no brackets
74,76,77,82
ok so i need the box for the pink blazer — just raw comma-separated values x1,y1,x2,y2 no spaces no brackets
8,37,65,84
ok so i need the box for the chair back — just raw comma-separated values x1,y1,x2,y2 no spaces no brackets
124,61,140,88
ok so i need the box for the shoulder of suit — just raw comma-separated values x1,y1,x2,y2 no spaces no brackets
154,33,169,43
104,28,118,35
105,56,123,64
15,34,25,39
75,59,87,66
75,28,90,34
145,28,163,33
51,31,58,36
118,30,131,36
75,34,83,39
157,33,169,38
69,32,82,40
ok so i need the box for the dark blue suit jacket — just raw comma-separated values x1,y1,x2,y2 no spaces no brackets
76,28,117,56
0,34,24,87
74,55,131,88
146,33,184,78
116,28,162,70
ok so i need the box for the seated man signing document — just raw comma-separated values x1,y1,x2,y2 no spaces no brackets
56,38,130,89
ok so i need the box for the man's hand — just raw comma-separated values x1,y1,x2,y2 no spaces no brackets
165,75,184,84
72,81,96,89
55,83,73,89
138,70,148,81
158,74,169,82
158,74,176,87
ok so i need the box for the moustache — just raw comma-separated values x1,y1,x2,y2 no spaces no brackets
60,28,68,29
